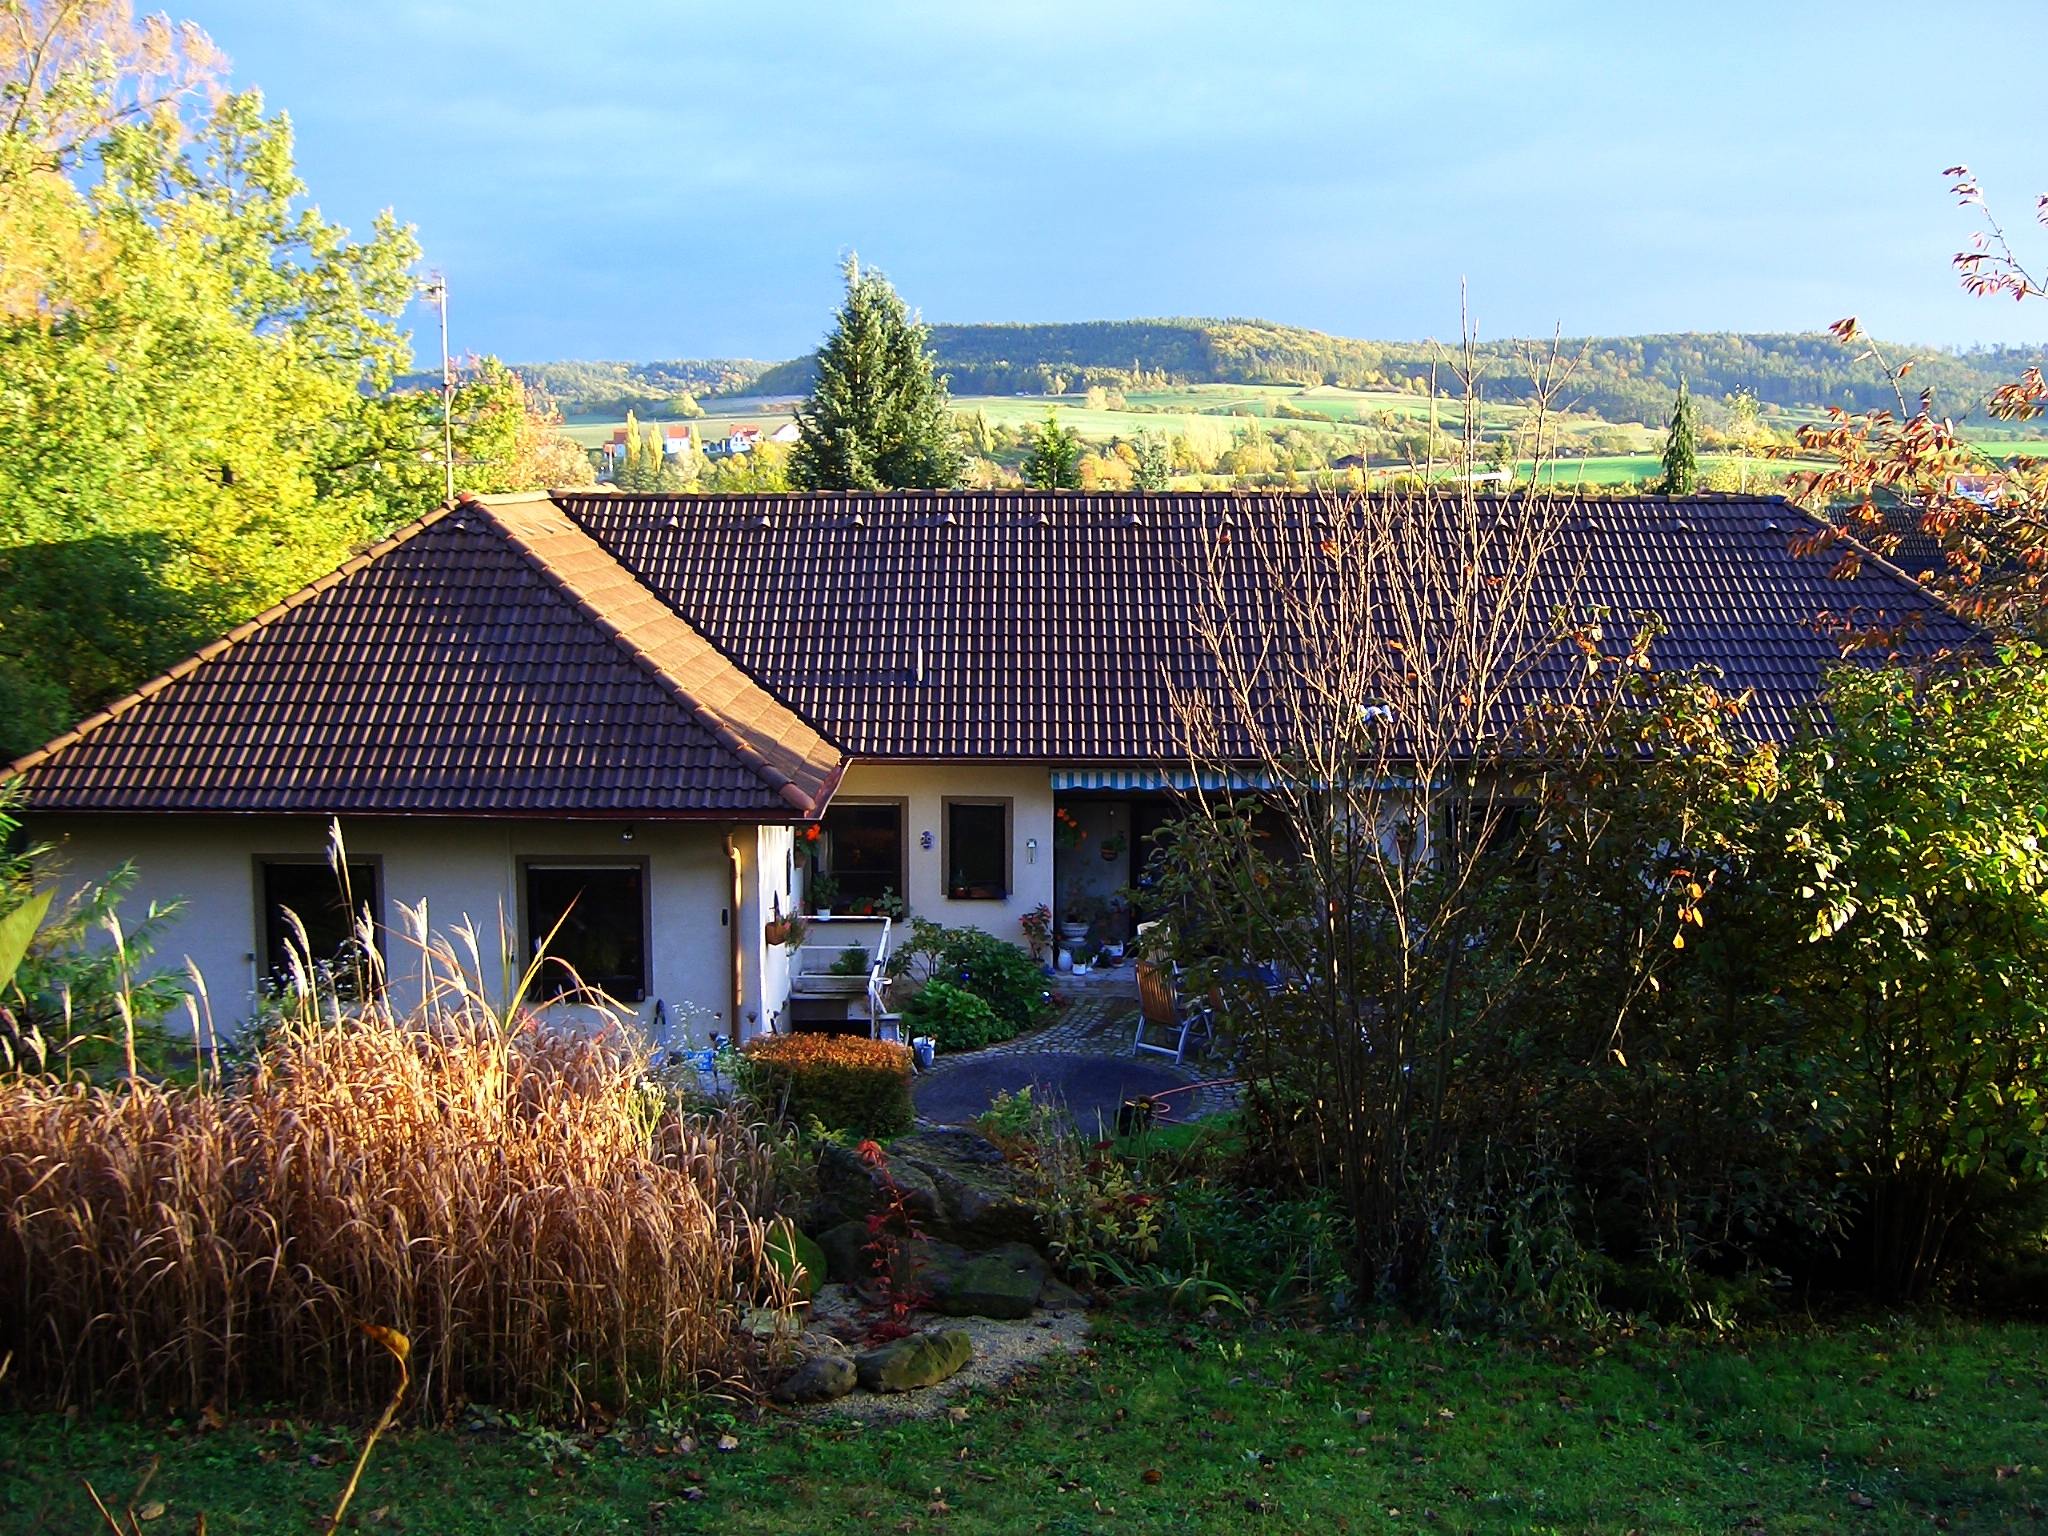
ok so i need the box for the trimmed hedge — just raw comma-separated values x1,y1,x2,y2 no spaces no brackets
741,1033,914,1138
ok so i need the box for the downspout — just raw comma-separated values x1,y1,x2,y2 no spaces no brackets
726,832,744,1039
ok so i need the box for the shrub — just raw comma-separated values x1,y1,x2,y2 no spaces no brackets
741,1033,913,1139
935,927,1047,1035
902,978,1005,1052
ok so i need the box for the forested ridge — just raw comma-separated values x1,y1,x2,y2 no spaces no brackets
729,318,2048,425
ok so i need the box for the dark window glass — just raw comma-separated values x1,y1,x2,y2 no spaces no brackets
946,801,1009,899
525,864,646,1001
823,804,902,906
260,861,378,986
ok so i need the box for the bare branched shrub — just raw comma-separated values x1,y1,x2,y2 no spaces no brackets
1151,332,1670,1296
0,887,788,1418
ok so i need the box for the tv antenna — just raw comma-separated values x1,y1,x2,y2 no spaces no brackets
423,270,453,503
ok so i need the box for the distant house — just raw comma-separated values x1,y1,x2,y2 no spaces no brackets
708,425,763,459
3,490,1973,1047
768,420,801,445
663,424,696,458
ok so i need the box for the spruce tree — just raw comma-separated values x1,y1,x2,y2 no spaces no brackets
792,255,964,491
1660,380,1699,495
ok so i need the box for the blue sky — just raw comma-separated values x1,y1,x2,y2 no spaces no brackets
185,1,2048,365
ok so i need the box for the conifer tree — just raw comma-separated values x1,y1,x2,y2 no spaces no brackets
792,255,964,490
1660,380,1699,494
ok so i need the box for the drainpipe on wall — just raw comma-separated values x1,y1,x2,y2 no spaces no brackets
725,832,744,1039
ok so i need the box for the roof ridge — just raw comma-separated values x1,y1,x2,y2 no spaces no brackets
2,503,461,784
470,494,844,816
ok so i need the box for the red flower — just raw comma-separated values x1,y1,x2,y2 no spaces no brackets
804,824,821,842
856,1138,887,1166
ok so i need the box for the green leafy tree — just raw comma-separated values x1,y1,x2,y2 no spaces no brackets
791,256,963,490
1023,412,1082,490
1131,431,1174,491
0,76,425,760
1659,380,1699,494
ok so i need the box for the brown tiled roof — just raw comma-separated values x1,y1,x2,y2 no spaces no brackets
5,494,845,817
557,490,1977,756
7,489,1975,815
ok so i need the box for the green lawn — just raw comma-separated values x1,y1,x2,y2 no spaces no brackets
4,1316,2042,1533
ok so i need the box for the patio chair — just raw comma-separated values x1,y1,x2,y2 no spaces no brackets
1133,960,1213,1066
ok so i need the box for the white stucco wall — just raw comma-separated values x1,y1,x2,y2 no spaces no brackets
30,815,745,1043
825,764,1054,940
734,822,797,1039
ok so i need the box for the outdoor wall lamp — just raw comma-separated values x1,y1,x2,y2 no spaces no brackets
622,823,636,842
1026,837,1038,864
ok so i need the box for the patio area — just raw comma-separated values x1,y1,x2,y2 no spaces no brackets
909,963,1238,1133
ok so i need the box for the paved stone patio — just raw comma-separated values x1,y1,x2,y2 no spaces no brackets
909,962,1238,1131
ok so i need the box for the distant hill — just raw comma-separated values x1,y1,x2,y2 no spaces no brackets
394,359,774,417
746,319,2048,428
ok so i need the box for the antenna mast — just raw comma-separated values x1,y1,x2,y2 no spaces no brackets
425,271,453,502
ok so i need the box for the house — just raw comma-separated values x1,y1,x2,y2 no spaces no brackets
3,490,1971,1049
663,424,696,458
768,420,801,445
707,425,763,458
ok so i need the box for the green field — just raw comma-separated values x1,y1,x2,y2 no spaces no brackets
561,381,2044,489
4,1315,2043,1533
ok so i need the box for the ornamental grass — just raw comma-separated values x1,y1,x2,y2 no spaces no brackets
0,896,789,1419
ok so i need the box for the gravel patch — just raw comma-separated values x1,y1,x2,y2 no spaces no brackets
778,1306,1090,1425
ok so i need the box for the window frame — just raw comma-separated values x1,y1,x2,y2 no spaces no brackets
941,796,1013,901
517,856,653,1004
251,853,385,985
820,798,908,909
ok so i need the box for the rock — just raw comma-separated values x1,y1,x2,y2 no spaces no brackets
930,1241,1048,1320
855,1329,975,1392
809,1141,942,1233
886,1130,1043,1247
1037,1277,1091,1313
814,1220,870,1287
766,1221,826,1302
771,1353,857,1404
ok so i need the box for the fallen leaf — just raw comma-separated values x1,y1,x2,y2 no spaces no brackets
1141,1467,1163,1485
716,1433,740,1453
137,1501,166,1522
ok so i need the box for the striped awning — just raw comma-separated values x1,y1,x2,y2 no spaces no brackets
1048,767,1285,792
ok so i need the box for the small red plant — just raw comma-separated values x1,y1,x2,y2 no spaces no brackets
857,1139,928,1335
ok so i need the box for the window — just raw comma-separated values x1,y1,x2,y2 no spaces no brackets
944,799,1011,900
822,802,903,907
523,863,648,1002
259,860,379,986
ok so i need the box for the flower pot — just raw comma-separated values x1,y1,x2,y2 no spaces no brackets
1104,942,1125,960
1056,948,1073,974
764,918,793,946
814,908,834,920
1059,921,1089,945
1072,962,1091,976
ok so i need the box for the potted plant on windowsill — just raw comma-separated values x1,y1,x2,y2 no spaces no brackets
809,873,839,919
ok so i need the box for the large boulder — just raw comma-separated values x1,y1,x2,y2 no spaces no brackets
929,1241,1049,1320
808,1141,942,1233
886,1130,1043,1247
855,1329,975,1392
772,1353,857,1404
814,1220,870,1287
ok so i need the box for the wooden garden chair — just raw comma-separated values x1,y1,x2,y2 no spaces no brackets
1133,959,1213,1065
